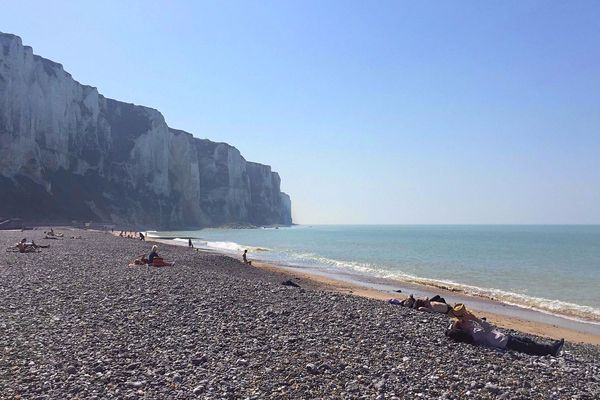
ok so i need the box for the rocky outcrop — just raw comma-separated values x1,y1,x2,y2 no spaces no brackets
0,32,291,228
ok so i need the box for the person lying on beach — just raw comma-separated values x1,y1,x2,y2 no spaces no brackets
446,304,564,356
12,239,49,253
22,239,50,248
397,294,452,314
17,242,38,253
45,228,63,238
45,234,63,240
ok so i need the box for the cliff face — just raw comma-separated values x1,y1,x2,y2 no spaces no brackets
0,33,291,228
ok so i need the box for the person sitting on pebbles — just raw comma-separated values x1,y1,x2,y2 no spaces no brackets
446,304,564,356
130,245,174,267
148,245,174,267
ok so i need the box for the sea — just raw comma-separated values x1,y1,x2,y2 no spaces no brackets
150,225,600,325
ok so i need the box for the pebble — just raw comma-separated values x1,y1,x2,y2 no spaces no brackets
484,383,501,394
191,355,207,366
192,385,203,394
65,366,77,375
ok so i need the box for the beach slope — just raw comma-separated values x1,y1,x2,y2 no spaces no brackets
1,229,599,399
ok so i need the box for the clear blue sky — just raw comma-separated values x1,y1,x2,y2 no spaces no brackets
2,1,600,224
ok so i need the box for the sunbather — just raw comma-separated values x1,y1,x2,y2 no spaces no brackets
14,239,46,253
398,294,452,314
446,304,564,356
45,228,63,238
17,242,37,253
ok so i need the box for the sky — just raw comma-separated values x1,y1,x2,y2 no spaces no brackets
2,1,600,224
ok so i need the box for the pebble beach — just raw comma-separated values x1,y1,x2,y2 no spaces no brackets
1,229,599,399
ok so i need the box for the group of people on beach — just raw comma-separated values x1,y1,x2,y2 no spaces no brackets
120,229,564,357
6,228,82,253
113,229,145,240
393,294,565,356
127,238,255,269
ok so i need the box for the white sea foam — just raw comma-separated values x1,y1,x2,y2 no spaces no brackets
273,250,600,324
192,239,271,253
392,274,600,324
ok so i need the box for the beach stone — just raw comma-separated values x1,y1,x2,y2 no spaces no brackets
127,362,141,370
374,379,386,391
282,280,301,288
191,355,207,366
306,363,319,374
192,385,203,394
485,383,501,394
65,366,77,375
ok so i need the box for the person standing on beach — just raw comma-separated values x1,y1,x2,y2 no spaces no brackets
188,238,193,248
242,249,249,264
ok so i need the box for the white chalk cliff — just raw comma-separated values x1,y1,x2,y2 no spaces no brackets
0,32,292,228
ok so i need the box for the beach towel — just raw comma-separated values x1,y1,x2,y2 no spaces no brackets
128,258,149,267
128,262,146,267
151,257,171,267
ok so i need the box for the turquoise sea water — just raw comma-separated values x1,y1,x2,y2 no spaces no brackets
152,225,600,323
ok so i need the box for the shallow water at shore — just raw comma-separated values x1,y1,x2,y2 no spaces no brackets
151,225,600,324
